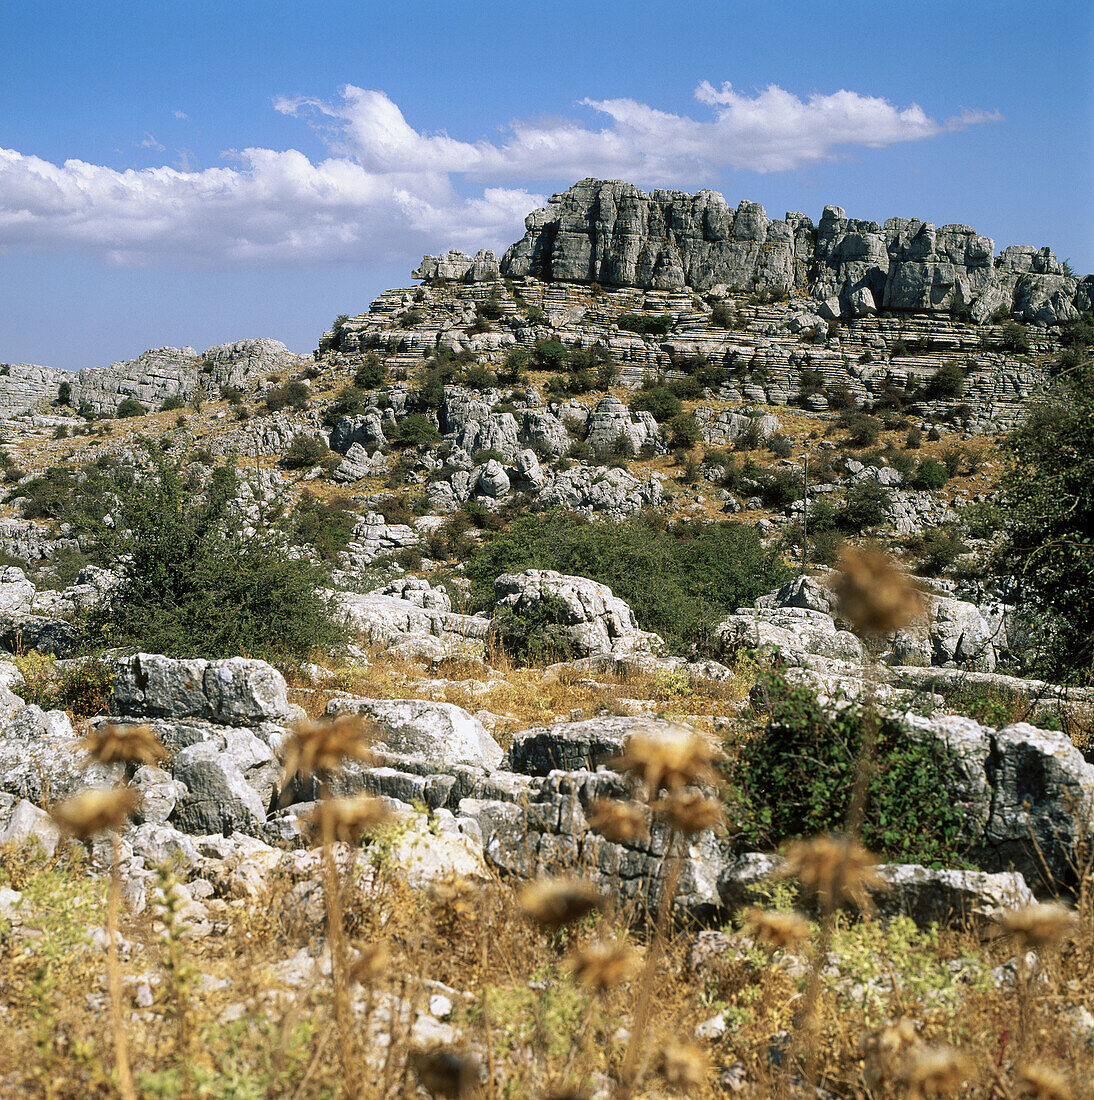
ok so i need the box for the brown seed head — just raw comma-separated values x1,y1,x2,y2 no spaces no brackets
744,907,811,951
657,1040,708,1091
518,877,604,929
833,548,926,637
586,798,648,844
428,873,479,918
1016,1064,1075,1100
610,728,720,794
304,793,392,846
348,942,390,986
78,723,168,768
862,1018,920,1091
651,790,726,836
408,1048,481,1099
782,834,883,911
997,903,1077,950
50,787,141,837
280,714,375,786
563,939,642,991
898,1045,970,1099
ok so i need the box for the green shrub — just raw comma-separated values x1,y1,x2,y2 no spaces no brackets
265,380,309,413
890,337,910,357
84,452,344,660
220,385,245,405
925,362,966,399
759,468,802,507
292,491,358,561
839,479,892,530
402,308,424,327
116,397,148,418
499,347,533,384
11,466,77,519
617,313,673,338
630,387,681,422
535,340,569,371
390,414,440,447
1061,311,1094,349
839,410,882,448
914,526,967,575
13,654,114,717
911,457,949,491
669,413,701,450
353,354,387,389
731,671,974,866
281,434,333,471
465,511,789,652
905,426,923,449
667,376,703,401
1000,319,1031,352
489,595,583,666
710,302,737,329
57,381,72,406
159,395,186,412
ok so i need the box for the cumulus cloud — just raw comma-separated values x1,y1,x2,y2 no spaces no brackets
0,81,999,267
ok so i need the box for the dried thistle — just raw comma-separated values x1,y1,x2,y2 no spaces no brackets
50,787,141,838
744,907,811,951
564,939,641,991
651,790,726,836
862,1018,920,1091
304,793,392,846
781,834,883,911
997,903,1077,950
347,942,390,986
833,548,926,636
428,873,479,918
586,798,648,844
657,1039,708,1091
79,723,168,768
1016,1064,1075,1100
898,1045,970,1099
518,877,604,929
611,728,720,794
408,1048,481,1098
279,714,375,786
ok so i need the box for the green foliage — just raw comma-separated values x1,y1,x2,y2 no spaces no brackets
913,526,968,576
390,414,440,447
116,397,148,418
1061,311,1094,349
669,414,701,450
353,353,387,389
57,381,71,406
911,457,949,491
535,340,569,370
323,385,371,424
280,434,333,471
731,671,974,867
465,511,789,652
1000,319,1031,352
838,410,881,448
710,301,737,329
84,449,344,660
925,362,965,399
13,653,114,717
264,380,309,412
630,387,681,422
995,358,1094,682
11,466,77,519
292,491,358,561
839,479,892,531
617,313,674,337
159,395,186,412
489,594,583,665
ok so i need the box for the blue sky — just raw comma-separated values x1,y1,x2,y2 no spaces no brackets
1,0,1091,371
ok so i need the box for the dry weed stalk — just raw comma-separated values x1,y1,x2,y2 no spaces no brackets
1015,1063,1076,1100
610,727,720,794
833,547,926,638
586,798,648,844
656,1039,708,1091
744,907,811,952
518,877,604,929
78,723,169,768
898,1045,970,1099
861,1017,921,1093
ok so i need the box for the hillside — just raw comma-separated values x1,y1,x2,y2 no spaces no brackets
0,180,1092,1097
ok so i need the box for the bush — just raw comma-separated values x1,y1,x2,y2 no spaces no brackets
535,340,569,371
1000,319,1031,352
838,410,882,447
57,381,71,406
925,361,966,399
265,380,309,413
116,398,148,418
465,512,789,652
159,395,186,412
13,654,115,718
489,595,583,666
768,434,793,459
914,527,967,575
402,308,424,327
710,302,737,329
731,672,973,866
911,457,949,491
839,479,892,530
499,347,532,384
890,337,909,357
630,387,681,423
666,376,703,401
292,491,358,561
84,451,345,660
281,434,332,471
618,313,674,338
220,385,245,405
322,386,371,425
905,426,923,449
353,354,387,389
668,413,701,450
390,414,440,447
758,468,802,507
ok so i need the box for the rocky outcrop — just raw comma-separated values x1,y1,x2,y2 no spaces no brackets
413,249,500,283
498,179,1088,324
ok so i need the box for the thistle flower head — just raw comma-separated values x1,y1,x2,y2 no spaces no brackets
781,834,883,911
862,1018,920,1091
997,903,1077,950
898,1045,970,1099
518,876,604,929
348,942,390,986
50,787,141,837
651,790,726,836
303,793,391,846
611,727,720,795
833,548,926,637
563,939,641,991
279,714,375,786
78,723,168,768
1016,1064,1075,1100
586,798,648,844
429,873,479,918
408,1048,480,1098
744,907,811,951
656,1040,708,1091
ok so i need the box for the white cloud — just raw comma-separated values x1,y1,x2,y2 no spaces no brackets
0,81,998,267
139,133,165,151
173,110,188,120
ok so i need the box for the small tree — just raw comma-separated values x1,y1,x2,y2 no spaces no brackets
116,398,148,418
